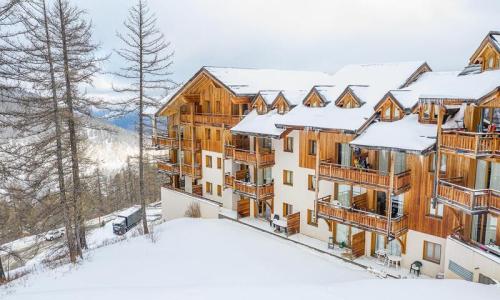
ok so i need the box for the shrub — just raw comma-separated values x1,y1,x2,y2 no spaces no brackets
184,202,201,218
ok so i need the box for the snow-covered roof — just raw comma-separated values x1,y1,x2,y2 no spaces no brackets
280,89,310,106
277,61,427,132
204,66,335,96
230,109,285,137
406,70,500,102
350,114,437,153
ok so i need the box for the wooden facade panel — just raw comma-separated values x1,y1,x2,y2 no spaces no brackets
299,130,354,169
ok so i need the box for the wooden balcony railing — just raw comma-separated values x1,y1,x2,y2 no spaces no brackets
224,173,234,187
181,164,202,179
180,113,243,127
227,179,274,199
152,136,178,149
180,139,201,151
157,160,179,174
440,130,499,157
317,198,408,238
437,179,500,214
192,184,203,196
319,161,411,193
226,147,275,167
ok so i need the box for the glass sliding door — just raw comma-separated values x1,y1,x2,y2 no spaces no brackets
378,150,389,173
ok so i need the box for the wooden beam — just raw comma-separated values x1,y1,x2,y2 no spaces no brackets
387,151,395,237
315,130,320,221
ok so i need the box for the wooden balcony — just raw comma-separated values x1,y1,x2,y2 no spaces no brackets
152,136,178,149
440,130,499,158
226,147,275,167
437,179,500,214
226,178,274,199
157,160,179,175
319,161,411,194
181,164,202,179
192,184,202,196
317,196,408,238
180,139,201,152
180,113,243,127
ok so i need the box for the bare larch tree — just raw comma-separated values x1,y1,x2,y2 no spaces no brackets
113,0,175,234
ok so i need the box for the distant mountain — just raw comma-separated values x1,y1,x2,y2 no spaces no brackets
84,117,138,174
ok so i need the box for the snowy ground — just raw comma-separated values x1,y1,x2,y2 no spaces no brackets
1,218,498,300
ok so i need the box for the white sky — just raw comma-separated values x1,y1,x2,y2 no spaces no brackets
73,0,500,97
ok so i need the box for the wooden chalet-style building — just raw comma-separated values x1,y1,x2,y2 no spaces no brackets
154,31,500,282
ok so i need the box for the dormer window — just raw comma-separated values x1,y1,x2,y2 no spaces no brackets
278,105,285,114
394,108,400,119
488,57,494,69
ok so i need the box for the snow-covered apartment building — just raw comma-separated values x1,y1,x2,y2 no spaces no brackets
153,31,500,282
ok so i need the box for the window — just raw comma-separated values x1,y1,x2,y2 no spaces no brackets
206,155,212,168
277,103,285,114
217,157,222,169
215,129,221,141
204,100,211,113
308,175,316,191
428,198,443,218
383,106,391,119
284,137,293,152
215,101,221,114
217,185,222,196
423,241,441,264
307,209,318,226
283,170,293,186
283,202,293,217
308,139,317,156
394,108,400,119
205,182,213,195
205,128,211,140
430,152,446,173
423,103,431,119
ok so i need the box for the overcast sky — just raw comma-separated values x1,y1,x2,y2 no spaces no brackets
73,0,500,98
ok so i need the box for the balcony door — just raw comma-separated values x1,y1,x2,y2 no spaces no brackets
378,150,389,173
480,107,500,132
336,184,351,246
394,152,406,173
338,143,351,166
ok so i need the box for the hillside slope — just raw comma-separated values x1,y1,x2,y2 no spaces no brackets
1,219,498,300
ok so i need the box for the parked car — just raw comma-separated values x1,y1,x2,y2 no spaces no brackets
45,229,64,241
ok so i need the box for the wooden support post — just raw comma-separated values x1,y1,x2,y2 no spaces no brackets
314,130,321,220
255,136,260,217
387,150,395,238
178,110,183,179
191,102,195,182
433,104,444,200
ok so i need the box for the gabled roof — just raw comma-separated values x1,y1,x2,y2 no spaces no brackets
469,31,500,64
373,90,415,112
203,66,335,96
334,85,370,106
254,90,281,105
278,61,428,132
156,66,335,116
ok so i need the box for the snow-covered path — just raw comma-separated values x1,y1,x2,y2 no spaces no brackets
1,219,498,300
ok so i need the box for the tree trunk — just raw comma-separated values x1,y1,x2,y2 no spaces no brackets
43,0,77,262
57,0,86,253
139,2,149,234
0,255,6,283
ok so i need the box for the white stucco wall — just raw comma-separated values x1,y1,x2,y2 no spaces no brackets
201,150,224,204
401,230,446,277
272,130,333,243
444,237,500,282
161,187,221,220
